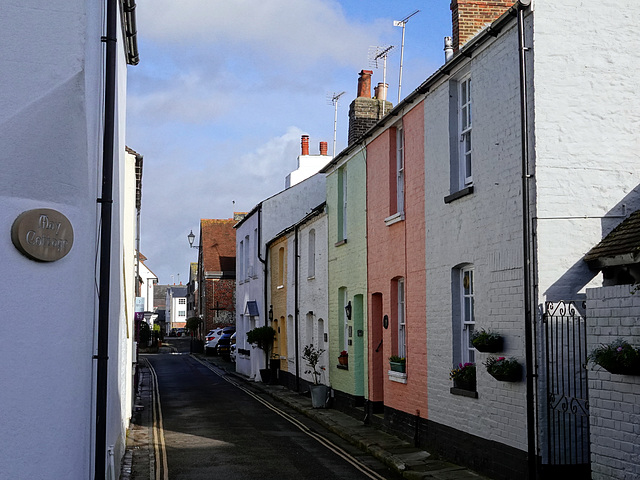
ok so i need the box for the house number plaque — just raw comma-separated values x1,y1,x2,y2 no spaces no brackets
11,208,74,262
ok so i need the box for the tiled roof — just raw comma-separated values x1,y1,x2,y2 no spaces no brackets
584,209,640,266
200,219,236,272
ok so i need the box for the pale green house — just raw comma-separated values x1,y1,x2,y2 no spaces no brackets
321,146,368,410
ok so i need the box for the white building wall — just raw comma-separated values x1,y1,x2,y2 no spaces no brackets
139,260,158,313
236,173,326,381
586,285,640,480
0,1,133,478
235,212,263,379
531,0,640,302
425,20,529,452
287,210,329,386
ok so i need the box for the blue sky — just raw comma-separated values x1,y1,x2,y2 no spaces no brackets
127,0,453,284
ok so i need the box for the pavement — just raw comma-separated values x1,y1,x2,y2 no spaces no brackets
120,347,490,480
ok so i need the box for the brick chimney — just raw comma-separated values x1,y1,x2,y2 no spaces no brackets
319,142,328,156
301,135,309,155
451,0,512,52
348,70,393,145
357,70,373,98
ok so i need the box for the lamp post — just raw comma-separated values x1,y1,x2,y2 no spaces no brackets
187,229,200,249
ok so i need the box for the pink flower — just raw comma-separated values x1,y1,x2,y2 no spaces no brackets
497,357,505,361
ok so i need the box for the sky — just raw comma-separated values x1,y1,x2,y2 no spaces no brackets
127,0,453,285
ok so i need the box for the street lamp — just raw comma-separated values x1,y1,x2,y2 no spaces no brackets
187,230,200,249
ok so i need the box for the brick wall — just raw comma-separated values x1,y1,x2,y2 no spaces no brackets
203,278,235,331
586,285,640,479
450,0,513,51
348,97,393,146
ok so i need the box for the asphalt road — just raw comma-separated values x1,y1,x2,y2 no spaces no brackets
147,338,401,480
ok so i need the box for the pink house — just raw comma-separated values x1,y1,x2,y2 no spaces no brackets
366,101,426,419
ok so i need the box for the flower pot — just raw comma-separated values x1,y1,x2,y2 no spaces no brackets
488,362,522,382
338,355,348,366
389,361,406,373
259,368,271,383
453,378,476,391
309,384,329,408
600,363,640,375
473,336,503,353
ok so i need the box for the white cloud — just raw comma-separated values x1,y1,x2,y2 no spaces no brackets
137,0,385,67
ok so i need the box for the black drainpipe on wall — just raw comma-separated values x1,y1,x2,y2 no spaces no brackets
294,226,300,391
517,1,537,478
257,204,268,327
95,0,117,477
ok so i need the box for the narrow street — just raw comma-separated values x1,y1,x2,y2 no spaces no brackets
143,337,401,480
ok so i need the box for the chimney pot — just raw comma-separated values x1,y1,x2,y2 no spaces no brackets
301,135,309,156
319,142,328,155
374,82,388,101
357,70,373,98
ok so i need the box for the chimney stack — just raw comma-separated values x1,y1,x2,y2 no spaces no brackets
301,135,309,156
450,0,512,52
319,142,328,156
357,70,373,98
348,70,393,146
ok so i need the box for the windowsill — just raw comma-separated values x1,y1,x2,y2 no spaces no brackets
336,364,348,370
335,239,348,247
277,285,284,290
307,275,315,281
450,387,478,398
388,370,407,383
384,212,405,226
444,185,474,204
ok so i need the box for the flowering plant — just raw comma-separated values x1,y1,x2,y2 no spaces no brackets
471,329,503,352
450,362,476,385
389,355,405,363
484,356,522,381
588,339,640,375
339,350,348,357
302,344,326,385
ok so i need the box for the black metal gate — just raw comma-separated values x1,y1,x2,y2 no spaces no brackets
541,300,590,475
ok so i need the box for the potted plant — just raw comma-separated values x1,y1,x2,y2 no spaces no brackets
303,344,329,408
338,350,348,366
589,339,640,375
484,356,522,382
389,355,406,373
471,329,503,353
450,362,476,390
246,325,276,382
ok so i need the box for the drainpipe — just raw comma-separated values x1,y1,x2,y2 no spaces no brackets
95,0,117,477
517,1,537,478
294,226,300,391
257,204,268,328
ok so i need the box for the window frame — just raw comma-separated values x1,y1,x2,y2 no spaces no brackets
458,75,472,188
396,125,405,216
460,266,475,365
397,278,406,358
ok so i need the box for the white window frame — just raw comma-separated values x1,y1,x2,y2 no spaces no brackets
460,266,475,364
238,240,244,283
338,167,348,242
398,278,406,358
396,126,405,215
308,229,316,279
459,76,472,188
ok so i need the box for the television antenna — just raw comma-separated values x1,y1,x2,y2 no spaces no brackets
368,45,394,115
394,9,420,103
327,91,346,156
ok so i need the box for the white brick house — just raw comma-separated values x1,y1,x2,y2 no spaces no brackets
419,1,640,478
235,173,326,381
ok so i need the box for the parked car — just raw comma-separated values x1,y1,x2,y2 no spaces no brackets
205,328,224,355
176,328,186,337
229,333,237,362
168,328,177,337
216,332,234,358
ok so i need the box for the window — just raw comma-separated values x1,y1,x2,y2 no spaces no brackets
278,247,285,287
244,234,251,279
337,167,347,242
339,287,349,352
397,278,406,358
459,266,475,364
459,76,472,187
396,126,405,215
308,229,316,278
178,298,186,304
178,311,186,317
253,228,259,276
239,240,244,281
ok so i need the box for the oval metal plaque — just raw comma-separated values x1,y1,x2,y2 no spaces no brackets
11,209,74,262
